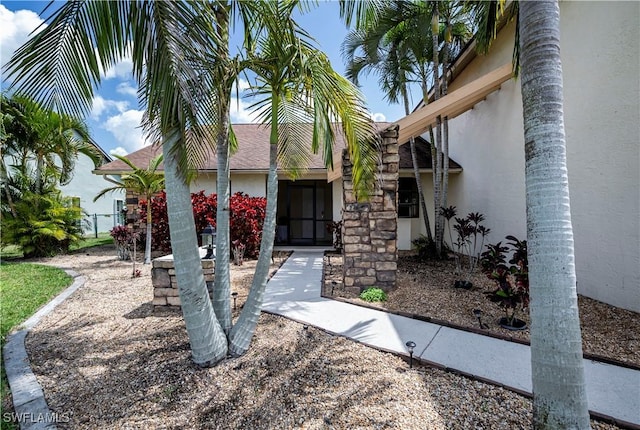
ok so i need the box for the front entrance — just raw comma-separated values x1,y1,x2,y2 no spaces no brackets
276,180,333,246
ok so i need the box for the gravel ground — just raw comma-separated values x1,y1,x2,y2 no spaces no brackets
326,251,640,367
3,244,627,429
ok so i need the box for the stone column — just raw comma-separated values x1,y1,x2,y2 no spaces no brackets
342,126,398,293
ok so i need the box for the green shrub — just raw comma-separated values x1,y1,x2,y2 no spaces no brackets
1,189,86,258
360,287,387,302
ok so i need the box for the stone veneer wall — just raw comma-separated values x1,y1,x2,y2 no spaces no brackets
342,126,399,293
152,254,215,307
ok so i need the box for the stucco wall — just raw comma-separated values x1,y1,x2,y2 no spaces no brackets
62,154,125,234
442,2,640,311
230,174,267,197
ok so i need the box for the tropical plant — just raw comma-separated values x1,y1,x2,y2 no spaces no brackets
0,94,102,195
4,0,377,365
228,1,378,356
0,186,87,258
518,1,590,427
441,206,490,284
94,154,164,264
480,236,528,326
360,287,388,302
109,224,139,261
139,191,267,259
340,1,473,259
342,1,435,250
5,0,231,365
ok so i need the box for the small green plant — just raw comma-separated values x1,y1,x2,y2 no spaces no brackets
360,287,387,302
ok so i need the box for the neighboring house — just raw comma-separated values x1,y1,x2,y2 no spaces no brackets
412,2,638,312
93,124,461,249
60,141,125,235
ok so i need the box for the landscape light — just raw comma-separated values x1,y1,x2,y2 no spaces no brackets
201,224,216,259
405,340,416,368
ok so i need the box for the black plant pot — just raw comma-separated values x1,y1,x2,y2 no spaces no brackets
454,280,473,290
498,317,527,331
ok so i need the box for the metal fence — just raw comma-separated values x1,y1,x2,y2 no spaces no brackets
82,213,126,238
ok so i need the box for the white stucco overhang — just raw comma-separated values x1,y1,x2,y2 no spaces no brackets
327,62,514,182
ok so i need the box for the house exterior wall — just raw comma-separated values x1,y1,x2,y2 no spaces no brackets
231,174,267,197
441,2,640,311
62,153,125,234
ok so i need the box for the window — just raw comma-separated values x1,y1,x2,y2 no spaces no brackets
398,178,419,218
115,199,125,225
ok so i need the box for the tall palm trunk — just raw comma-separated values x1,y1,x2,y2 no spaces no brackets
439,31,451,254
212,4,232,335
402,84,433,243
431,3,444,258
229,109,279,356
163,132,228,366
144,200,152,264
519,2,590,428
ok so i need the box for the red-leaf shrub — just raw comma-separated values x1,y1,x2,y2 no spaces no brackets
138,191,267,259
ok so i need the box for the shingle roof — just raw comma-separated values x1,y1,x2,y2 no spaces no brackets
94,123,460,174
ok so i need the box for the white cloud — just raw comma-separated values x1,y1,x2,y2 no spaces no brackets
233,78,250,92
370,112,387,122
100,51,133,80
109,147,129,157
116,81,137,98
0,5,45,70
229,97,261,124
103,109,147,154
91,96,129,119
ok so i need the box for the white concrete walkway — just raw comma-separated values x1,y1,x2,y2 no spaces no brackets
263,251,640,427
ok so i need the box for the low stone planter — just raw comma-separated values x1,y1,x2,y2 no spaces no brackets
151,249,215,308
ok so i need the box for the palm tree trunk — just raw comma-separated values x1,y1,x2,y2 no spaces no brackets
212,4,232,335
229,119,279,356
439,37,451,254
402,84,433,243
213,110,232,335
163,132,227,366
35,155,44,194
519,2,590,428
144,199,152,264
431,3,444,258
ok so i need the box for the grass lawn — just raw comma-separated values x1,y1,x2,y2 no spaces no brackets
1,232,113,260
0,234,111,430
1,263,73,430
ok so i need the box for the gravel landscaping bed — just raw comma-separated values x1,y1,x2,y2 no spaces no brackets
325,251,640,368
2,245,628,429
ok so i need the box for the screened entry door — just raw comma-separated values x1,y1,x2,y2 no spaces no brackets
278,180,332,246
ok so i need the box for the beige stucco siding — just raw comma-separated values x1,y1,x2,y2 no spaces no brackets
441,2,639,311
230,174,267,197
189,173,216,194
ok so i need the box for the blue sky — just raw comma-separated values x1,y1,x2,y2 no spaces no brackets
1,1,409,157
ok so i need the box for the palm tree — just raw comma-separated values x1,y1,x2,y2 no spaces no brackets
519,1,590,428
342,0,435,247
341,0,473,257
4,0,377,366
1,94,102,195
93,154,165,264
228,1,378,355
4,0,229,365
